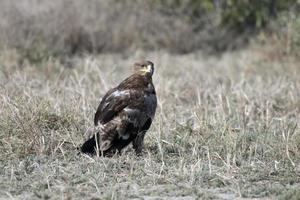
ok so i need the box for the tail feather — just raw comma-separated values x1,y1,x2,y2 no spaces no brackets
80,134,98,155
80,123,138,156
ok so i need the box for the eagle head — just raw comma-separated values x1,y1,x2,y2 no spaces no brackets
134,61,154,76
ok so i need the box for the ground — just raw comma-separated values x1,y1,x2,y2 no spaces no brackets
0,47,299,199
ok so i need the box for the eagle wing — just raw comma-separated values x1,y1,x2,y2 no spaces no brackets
94,88,142,126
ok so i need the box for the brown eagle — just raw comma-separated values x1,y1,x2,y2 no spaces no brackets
80,61,157,156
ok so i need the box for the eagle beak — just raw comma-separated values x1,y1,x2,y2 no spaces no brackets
139,64,154,75
147,65,152,73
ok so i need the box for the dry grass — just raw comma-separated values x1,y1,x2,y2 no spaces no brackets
0,0,198,55
0,43,299,199
0,0,251,57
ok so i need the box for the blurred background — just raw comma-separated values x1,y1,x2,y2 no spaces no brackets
0,0,299,60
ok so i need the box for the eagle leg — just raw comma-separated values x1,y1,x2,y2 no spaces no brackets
132,132,146,155
132,118,152,155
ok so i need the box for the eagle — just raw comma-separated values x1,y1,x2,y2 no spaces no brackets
80,61,157,156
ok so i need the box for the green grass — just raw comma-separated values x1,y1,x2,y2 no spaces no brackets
0,48,299,199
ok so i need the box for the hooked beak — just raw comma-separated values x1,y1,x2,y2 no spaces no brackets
140,64,154,75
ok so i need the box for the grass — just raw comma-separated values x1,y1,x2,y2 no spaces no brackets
0,45,299,199
0,0,216,55
4,0,293,56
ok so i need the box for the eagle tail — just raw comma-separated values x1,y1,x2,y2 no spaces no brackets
80,133,99,155
80,131,115,156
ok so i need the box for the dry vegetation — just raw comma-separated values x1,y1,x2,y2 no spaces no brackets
0,0,206,55
1,46,300,199
1,0,300,200
0,0,258,57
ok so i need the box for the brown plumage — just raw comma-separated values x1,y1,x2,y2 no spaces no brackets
81,61,157,156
